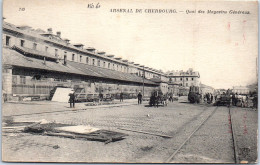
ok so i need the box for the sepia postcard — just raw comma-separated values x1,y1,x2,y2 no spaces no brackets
2,0,258,163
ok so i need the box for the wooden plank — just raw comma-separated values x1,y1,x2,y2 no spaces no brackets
117,128,172,138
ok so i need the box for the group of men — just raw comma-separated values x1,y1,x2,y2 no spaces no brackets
120,92,143,104
68,91,144,108
231,93,257,108
204,93,214,104
204,92,258,108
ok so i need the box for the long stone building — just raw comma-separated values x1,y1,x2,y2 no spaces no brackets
2,19,171,101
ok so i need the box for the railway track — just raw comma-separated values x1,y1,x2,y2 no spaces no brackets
228,107,239,164
164,105,240,163
164,106,219,163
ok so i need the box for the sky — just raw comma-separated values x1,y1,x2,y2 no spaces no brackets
3,0,258,89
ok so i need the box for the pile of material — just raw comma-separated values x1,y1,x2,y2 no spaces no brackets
22,120,127,144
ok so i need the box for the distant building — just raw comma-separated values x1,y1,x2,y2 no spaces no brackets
149,78,168,95
232,86,250,95
166,68,200,96
215,89,227,95
167,68,200,87
200,84,215,94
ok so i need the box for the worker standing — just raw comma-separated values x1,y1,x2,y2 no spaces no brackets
120,92,123,102
69,92,75,108
138,91,142,104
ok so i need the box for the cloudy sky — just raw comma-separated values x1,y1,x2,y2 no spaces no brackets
3,0,258,89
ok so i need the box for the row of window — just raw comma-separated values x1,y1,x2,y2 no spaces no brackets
5,35,160,76
23,39,130,72
170,77,194,81
179,82,194,87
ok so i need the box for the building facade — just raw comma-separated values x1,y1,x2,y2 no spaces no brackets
166,68,201,96
232,86,250,95
2,20,169,100
167,68,200,87
3,20,207,101
200,84,215,94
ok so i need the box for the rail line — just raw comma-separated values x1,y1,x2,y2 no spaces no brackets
228,107,239,163
164,106,219,163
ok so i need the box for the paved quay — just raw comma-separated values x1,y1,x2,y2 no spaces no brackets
2,101,258,163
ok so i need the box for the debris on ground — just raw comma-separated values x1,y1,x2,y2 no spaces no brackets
140,146,153,151
53,145,60,149
45,129,127,144
17,120,128,144
24,122,70,133
55,125,100,134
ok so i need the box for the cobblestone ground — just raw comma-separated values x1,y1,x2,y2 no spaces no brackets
171,106,234,163
230,107,258,163
2,101,258,163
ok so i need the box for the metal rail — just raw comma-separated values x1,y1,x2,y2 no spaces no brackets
228,107,239,163
165,106,218,163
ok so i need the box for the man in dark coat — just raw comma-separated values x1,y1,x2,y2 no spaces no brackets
69,92,75,108
232,93,236,106
137,92,142,104
99,93,103,102
120,92,123,102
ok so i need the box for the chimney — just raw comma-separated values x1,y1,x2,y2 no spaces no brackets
47,28,53,34
64,39,70,44
56,31,61,37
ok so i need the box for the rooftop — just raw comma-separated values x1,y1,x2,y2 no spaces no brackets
3,47,157,86
3,20,169,77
